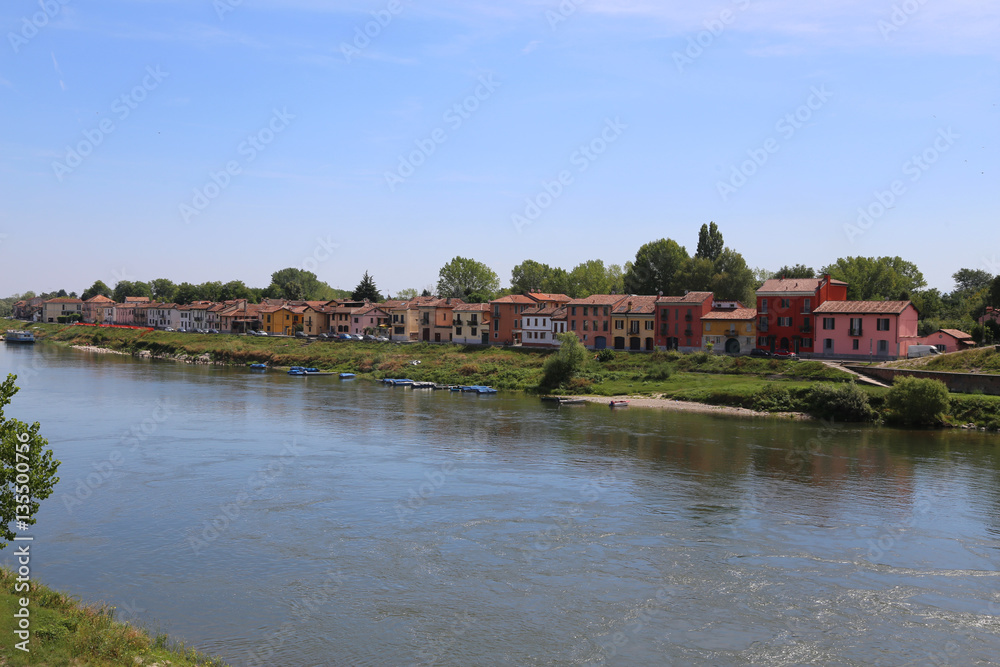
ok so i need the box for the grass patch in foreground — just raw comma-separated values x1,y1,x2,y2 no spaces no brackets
0,568,227,666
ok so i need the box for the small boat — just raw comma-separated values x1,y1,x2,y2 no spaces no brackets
249,363,267,370
449,386,463,392
464,385,497,394
609,400,630,408
339,372,356,379
410,381,435,389
390,379,414,386
559,398,586,405
4,330,35,344
289,367,332,376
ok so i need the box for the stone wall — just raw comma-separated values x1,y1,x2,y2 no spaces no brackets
846,365,1000,396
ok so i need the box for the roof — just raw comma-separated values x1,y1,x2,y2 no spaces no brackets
526,292,571,303
84,295,115,303
656,291,713,304
813,301,913,315
756,278,824,295
124,296,150,303
524,305,561,317
490,295,537,305
566,294,628,306
611,295,658,314
354,304,389,316
940,328,973,340
702,308,758,321
453,303,491,312
44,297,83,303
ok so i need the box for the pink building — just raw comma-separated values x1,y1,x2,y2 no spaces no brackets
812,301,919,360
916,329,974,354
351,304,390,336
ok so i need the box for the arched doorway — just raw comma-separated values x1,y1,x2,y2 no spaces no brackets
594,336,607,350
629,337,640,350
780,337,790,350
614,336,625,350
725,338,741,354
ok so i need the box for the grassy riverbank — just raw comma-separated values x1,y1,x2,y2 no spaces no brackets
0,568,226,666
6,319,999,430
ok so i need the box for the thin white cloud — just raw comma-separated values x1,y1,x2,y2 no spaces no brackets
50,52,67,91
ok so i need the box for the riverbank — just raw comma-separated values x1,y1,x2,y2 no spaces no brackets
569,394,811,419
0,568,226,666
5,319,999,430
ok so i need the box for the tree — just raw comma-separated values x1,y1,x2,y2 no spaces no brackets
1,374,61,549
112,280,152,303
695,222,724,262
198,281,223,303
352,271,383,302
149,278,177,303
511,260,553,294
268,268,325,301
174,282,202,305
623,239,688,296
952,268,994,294
436,257,500,301
886,377,950,426
219,280,251,302
568,259,620,298
540,332,587,389
81,280,113,301
773,264,816,279
395,288,419,300
821,256,926,301
678,256,715,293
543,267,572,296
711,248,756,304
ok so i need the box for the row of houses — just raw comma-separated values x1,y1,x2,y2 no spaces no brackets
14,276,978,360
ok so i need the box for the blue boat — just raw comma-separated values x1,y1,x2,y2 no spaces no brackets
4,330,35,344
390,379,414,386
461,385,497,394
249,363,267,370
339,373,355,379
449,386,463,392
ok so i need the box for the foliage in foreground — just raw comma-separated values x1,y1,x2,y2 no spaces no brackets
540,332,587,389
885,376,951,425
0,569,227,666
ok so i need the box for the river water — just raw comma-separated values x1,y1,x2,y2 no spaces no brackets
2,343,999,666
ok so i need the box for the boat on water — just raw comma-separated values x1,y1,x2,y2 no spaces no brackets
462,385,497,394
390,379,415,386
410,381,435,389
288,367,332,376
249,363,267,370
4,330,35,344
339,372,356,379
609,400,630,408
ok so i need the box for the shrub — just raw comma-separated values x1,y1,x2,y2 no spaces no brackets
540,332,587,389
691,351,710,364
805,382,878,422
596,349,615,362
644,362,673,381
885,376,950,425
752,384,795,412
566,377,594,393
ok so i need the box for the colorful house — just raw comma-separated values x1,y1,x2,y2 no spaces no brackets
915,328,975,354
146,303,179,329
812,301,919,360
259,305,306,335
521,304,564,348
701,305,757,355
82,295,116,324
42,297,83,323
489,295,537,345
611,295,659,351
452,303,491,345
655,292,714,352
565,295,627,350
389,297,438,341
351,304,391,336
756,276,848,354
416,298,461,343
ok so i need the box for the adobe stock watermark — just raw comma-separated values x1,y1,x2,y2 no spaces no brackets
716,85,832,202
511,117,627,234
384,74,501,192
298,235,340,274
545,0,586,30
339,0,411,63
52,66,169,182
877,0,930,39
213,0,242,21
843,127,958,243
673,0,752,73
179,107,294,224
8,0,72,54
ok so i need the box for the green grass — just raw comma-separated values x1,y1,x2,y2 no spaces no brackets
885,346,1000,374
0,568,227,666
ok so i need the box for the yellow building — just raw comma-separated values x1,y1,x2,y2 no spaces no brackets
701,307,757,355
259,305,306,335
610,296,658,351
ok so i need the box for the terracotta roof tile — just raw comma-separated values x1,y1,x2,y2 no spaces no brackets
611,295,658,314
813,301,912,314
702,308,758,320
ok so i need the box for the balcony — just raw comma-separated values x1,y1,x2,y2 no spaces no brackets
453,316,463,325
684,329,693,336
799,325,812,333
849,327,863,337
724,328,738,337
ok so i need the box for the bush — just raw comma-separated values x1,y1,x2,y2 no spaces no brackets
644,362,673,381
752,384,795,412
805,382,878,422
596,349,615,362
540,332,587,389
885,376,950,425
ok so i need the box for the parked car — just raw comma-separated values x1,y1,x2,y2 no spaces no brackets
336,333,352,341
258,331,268,336
363,334,377,341
376,336,389,342
773,349,798,360
209,329,219,334
295,331,307,338
907,344,941,359
163,327,175,332
318,333,329,339
749,348,771,358
353,334,365,341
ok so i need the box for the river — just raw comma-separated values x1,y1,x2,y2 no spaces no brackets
2,343,999,665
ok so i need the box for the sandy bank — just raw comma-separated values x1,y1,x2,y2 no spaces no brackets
568,394,812,420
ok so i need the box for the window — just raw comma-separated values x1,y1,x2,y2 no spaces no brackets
456,327,462,336
615,320,624,330
877,340,888,354
778,317,792,327
604,307,609,316
780,298,790,308
645,321,653,330
802,298,811,314
571,306,577,316
583,334,587,341
471,328,477,336
583,320,589,331
494,305,500,317
853,339,859,350
571,320,576,330
849,318,863,336
801,338,812,348
877,318,890,331
705,322,712,332
583,307,588,316
661,309,669,320
761,299,768,314
823,317,835,330
493,320,499,331
603,321,608,332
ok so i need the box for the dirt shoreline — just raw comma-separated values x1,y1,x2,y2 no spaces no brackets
567,394,812,420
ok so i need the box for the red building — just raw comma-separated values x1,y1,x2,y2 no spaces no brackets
489,294,538,345
755,275,847,354
654,292,714,351
565,294,627,349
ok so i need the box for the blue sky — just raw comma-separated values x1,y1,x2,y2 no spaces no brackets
1,0,997,297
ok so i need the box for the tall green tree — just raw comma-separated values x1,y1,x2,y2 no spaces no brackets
712,248,756,304
198,281,224,302
352,271,383,302
511,260,553,294
567,259,621,298
991,275,1000,307
112,280,152,303
1,374,61,549
952,268,994,295
436,257,500,302
695,222,725,262
540,332,587,390
174,282,202,305
394,288,419,300
678,257,716,293
623,239,689,296
81,280,113,301
219,280,252,302
773,264,816,279
149,279,177,303
821,256,926,301
268,268,324,301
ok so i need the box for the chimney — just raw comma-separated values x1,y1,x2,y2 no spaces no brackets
627,300,632,312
